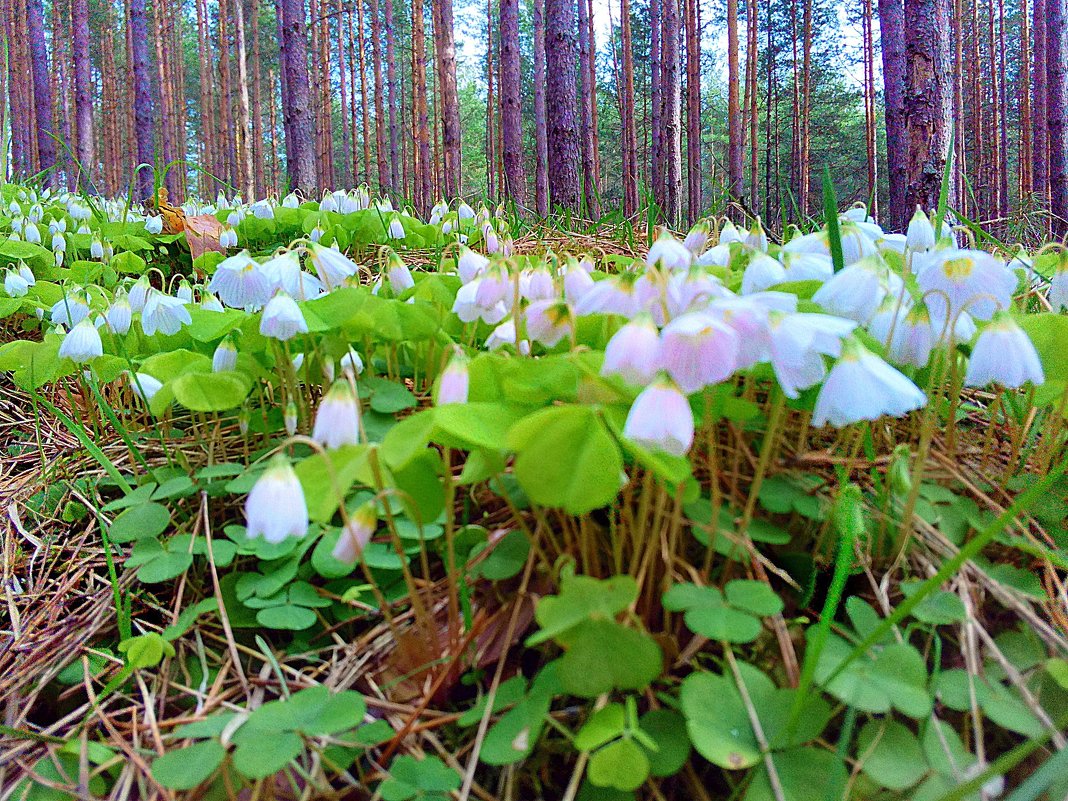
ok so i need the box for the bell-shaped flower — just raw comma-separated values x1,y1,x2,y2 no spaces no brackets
245,456,309,543
141,290,191,336
306,241,357,289
332,502,378,562
24,222,41,244
474,263,513,308
452,279,511,324
766,312,856,398
436,351,470,405
647,233,694,272
741,253,788,295
200,292,226,312
906,207,937,252
1048,252,1068,311
812,338,926,427
964,313,1044,389
812,257,898,323
602,314,662,386
340,349,365,377
697,243,732,268
780,251,833,283
50,293,91,327
144,215,164,235
658,312,740,393
917,249,1016,321
4,269,29,297
176,280,194,304
388,215,406,240
260,290,308,341
574,272,643,318
525,299,573,347
623,377,694,456
209,251,273,310
127,371,163,402
683,221,710,255
718,219,746,245
213,337,239,372
128,275,152,312
58,318,103,363
562,261,595,302
709,293,795,369
387,254,416,294
745,218,769,252
312,380,362,449
105,294,132,335
457,247,489,283
520,266,556,301
18,263,35,287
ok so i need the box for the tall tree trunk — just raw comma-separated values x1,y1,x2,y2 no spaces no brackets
411,0,432,211
685,0,701,222
533,0,549,215
661,0,681,223
385,0,400,195
1019,0,1032,199
433,0,461,198
649,0,662,205
71,0,93,186
1048,0,1068,232
903,0,954,215
577,0,598,216
587,0,601,184
620,0,638,215
746,0,758,210
371,0,388,193
1033,0,1048,204
880,0,907,228
356,0,372,184
280,0,317,194
251,0,266,196
236,0,255,197
499,0,526,205
544,0,580,212
726,0,743,203
26,0,55,184
130,0,154,197
486,0,497,199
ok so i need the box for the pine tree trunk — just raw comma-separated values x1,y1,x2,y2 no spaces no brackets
236,0,255,197
431,0,461,198
587,0,601,183
1047,0,1068,231
1019,0,1032,198
620,0,638,215
71,0,93,186
279,0,317,194
660,0,681,223
649,0,662,206
499,0,526,205
685,0,701,222
26,0,55,184
533,0,549,215
385,0,400,195
880,0,907,228
411,0,432,211
726,0,743,202
903,0,954,215
130,0,153,197
251,0,266,196
356,0,372,184
544,0,580,212
577,0,598,216
371,0,388,193
1033,0,1048,203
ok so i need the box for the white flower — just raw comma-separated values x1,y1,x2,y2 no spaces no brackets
4,269,29,297
176,281,194,304
387,256,415,293
260,291,308,340
457,247,489,283
251,200,275,219
105,295,132,335
312,380,362,448
144,215,164,235
458,201,475,220
647,233,693,272
964,313,1044,389
780,251,833,283
24,222,41,244
683,221,710,255
209,251,273,310
436,351,469,405
452,279,510,324
200,293,225,312
1048,255,1068,311
906,207,936,252
525,299,572,347
388,215,406,240
766,312,856,398
658,312,739,393
340,349,364,377
284,400,298,435
18,263,34,286
127,371,163,402
602,315,662,386
917,249,1016,321
812,258,897,323
623,377,694,456
742,253,788,295
89,237,104,259
745,218,769,252
306,241,357,289
332,502,378,562
213,338,239,372
573,273,642,318
282,192,301,208
245,456,309,543
51,294,91,327
812,339,926,427
58,318,103,362
51,233,66,252
141,290,191,336
562,262,595,302
520,267,556,301
128,276,152,312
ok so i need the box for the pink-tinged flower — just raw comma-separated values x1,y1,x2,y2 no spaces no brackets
683,221,710,255
141,290,191,337
573,272,642,318
647,232,694,272
209,251,273,310
602,315,661,386
245,456,309,543
964,313,1044,389
305,241,358,289
525,299,573,347
742,253,788,295
436,351,469,405
312,380,362,448
58,317,103,362
259,291,308,340
766,312,856,398
332,502,378,562
623,377,695,456
812,339,926,427
657,312,739,393
520,266,556,301
916,249,1017,321
562,261,595,302
457,246,489,283
452,279,510,324
668,268,731,316
485,319,530,354
709,293,795,369
812,257,899,323
474,263,513,307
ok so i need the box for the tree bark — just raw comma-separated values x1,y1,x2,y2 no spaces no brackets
370,0,388,193
649,0,662,205
71,0,93,186
499,0,526,205
903,0,954,215
726,0,744,202
1047,0,1068,232
660,0,681,223
26,0,56,184
130,0,154,197
251,0,266,196
433,0,461,198
577,0,599,217
533,0,549,215
685,0,701,222
1033,0,1048,203
545,0,580,212
411,0,432,211
279,0,317,194
385,0,400,195
620,0,638,214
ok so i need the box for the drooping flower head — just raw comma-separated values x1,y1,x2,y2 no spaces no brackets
260,290,308,341
245,455,309,543
602,314,662,387
623,376,695,457
436,349,470,405
312,380,362,449
58,317,103,363
811,338,927,427
964,312,1044,389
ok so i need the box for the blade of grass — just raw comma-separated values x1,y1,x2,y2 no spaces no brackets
822,167,845,273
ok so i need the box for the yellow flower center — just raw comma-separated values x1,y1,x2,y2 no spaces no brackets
941,257,975,281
